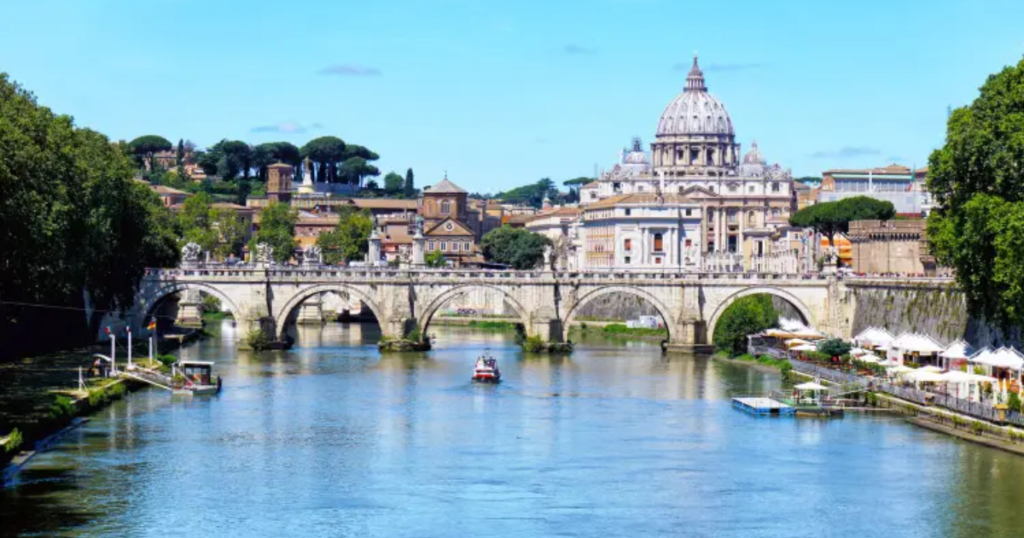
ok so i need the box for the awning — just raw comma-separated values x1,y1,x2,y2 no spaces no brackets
786,338,812,347
791,344,818,352
890,332,945,355
970,347,1024,370
940,340,974,360
794,382,829,391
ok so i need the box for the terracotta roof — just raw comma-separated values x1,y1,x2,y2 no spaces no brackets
210,202,252,212
585,192,695,209
582,181,599,189
425,177,466,194
349,198,418,210
150,184,191,196
506,213,539,225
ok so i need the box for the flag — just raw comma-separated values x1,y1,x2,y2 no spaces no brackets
147,320,157,331
125,326,131,334
104,326,111,335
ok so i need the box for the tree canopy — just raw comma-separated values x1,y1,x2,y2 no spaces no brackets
496,178,560,208
403,168,416,198
480,226,551,269
788,196,895,244
128,135,172,169
712,294,779,356
316,206,373,264
252,141,301,181
0,74,178,358
926,57,1024,327
383,172,404,196
249,202,297,263
301,136,346,183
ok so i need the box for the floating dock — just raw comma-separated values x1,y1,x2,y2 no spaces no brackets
732,397,794,416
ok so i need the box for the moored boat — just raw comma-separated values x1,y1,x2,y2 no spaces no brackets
472,356,501,383
174,360,222,395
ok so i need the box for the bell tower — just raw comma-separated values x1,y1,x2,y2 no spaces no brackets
267,163,294,203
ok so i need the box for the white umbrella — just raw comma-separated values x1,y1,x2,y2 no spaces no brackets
857,354,881,363
791,344,818,352
794,382,829,391
786,338,812,347
850,348,868,356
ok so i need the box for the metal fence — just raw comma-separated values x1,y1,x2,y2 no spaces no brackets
791,359,1024,425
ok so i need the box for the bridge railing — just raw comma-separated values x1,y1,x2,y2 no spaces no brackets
146,266,842,282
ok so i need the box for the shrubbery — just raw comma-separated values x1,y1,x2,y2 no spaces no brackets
4,428,23,454
713,294,779,356
246,327,272,351
49,395,77,420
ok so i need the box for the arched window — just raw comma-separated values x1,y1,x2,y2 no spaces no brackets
440,200,451,214
748,211,756,225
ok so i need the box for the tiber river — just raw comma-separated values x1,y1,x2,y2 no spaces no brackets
4,321,1024,537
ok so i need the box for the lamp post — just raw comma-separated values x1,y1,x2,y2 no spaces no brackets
126,327,133,371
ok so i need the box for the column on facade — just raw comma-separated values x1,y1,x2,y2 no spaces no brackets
739,206,746,261
719,208,726,254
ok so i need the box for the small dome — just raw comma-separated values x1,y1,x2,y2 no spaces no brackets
655,55,734,138
742,141,766,165
623,138,649,165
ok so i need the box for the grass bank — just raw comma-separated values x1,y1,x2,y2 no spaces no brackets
713,352,793,378
570,323,667,340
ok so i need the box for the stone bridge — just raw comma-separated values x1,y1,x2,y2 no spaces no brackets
111,265,863,351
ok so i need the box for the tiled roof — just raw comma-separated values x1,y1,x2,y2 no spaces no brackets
425,178,466,194
350,198,418,210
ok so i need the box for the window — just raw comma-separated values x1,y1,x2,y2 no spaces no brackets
624,256,631,264
655,257,662,264
728,185,737,193
452,242,460,252
440,242,448,251
653,233,664,252
625,208,632,216
624,238,632,251
590,191,598,200
748,185,755,193
685,209,692,217
428,241,435,251
685,238,693,247
772,182,780,193
441,200,451,214
463,242,471,251
748,211,756,226
637,185,644,192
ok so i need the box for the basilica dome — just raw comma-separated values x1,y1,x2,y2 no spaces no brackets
623,138,649,165
655,55,734,138
742,141,766,165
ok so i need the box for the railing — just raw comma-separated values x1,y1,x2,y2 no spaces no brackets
146,266,839,283
791,359,1021,426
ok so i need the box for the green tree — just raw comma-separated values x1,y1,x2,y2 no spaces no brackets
316,207,373,264
383,172,404,196
712,294,779,356
403,168,416,198
927,56,1024,328
301,136,346,183
176,138,185,167
817,338,851,357
496,178,560,208
212,208,247,260
480,226,551,269
0,74,179,358
128,135,172,170
788,196,895,245
337,144,381,188
249,202,297,263
425,250,447,268
197,139,252,180
252,141,302,181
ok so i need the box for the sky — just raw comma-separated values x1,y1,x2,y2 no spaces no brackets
3,0,1024,193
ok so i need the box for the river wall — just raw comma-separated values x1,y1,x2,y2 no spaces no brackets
848,282,1021,348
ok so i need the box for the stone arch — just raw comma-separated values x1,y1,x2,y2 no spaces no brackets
562,286,676,342
705,287,814,341
141,282,242,325
419,284,530,336
274,284,387,339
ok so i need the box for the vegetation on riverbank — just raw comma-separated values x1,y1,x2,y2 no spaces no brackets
715,352,794,380
713,295,779,355
467,320,518,330
570,323,667,340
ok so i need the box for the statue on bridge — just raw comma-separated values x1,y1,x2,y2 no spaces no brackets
255,243,275,265
302,244,323,267
181,242,202,266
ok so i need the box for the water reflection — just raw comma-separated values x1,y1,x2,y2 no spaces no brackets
3,320,1024,537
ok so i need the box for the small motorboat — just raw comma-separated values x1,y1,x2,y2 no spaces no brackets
472,356,501,383
173,360,222,395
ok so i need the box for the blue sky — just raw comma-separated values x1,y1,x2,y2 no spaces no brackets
3,0,1023,193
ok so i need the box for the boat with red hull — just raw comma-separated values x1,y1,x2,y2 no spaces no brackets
472,356,501,383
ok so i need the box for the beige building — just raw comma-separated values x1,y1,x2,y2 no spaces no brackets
847,220,937,275
581,55,799,272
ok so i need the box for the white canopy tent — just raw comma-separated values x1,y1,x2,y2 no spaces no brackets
970,347,1024,394
791,344,818,352
888,332,945,366
853,327,896,349
939,370,997,402
786,338,812,347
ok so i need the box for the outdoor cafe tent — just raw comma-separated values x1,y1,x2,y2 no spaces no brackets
850,348,868,356
969,346,1024,371
939,370,998,402
795,382,829,391
940,340,975,370
786,338,812,347
887,365,914,378
791,344,818,352
888,332,945,365
854,327,896,348
857,354,882,363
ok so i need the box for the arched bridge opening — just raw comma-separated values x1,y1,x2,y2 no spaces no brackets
562,286,675,345
706,287,815,352
419,285,531,345
275,285,386,347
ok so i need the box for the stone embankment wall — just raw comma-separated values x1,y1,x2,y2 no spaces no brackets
849,284,1021,348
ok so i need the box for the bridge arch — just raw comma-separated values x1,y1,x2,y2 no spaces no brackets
705,286,814,341
274,284,387,339
419,284,531,337
140,282,243,325
562,286,676,342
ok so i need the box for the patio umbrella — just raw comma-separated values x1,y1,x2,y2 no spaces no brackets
786,338,812,347
794,382,829,391
791,344,818,352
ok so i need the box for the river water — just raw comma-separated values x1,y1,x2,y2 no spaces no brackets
4,322,1024,537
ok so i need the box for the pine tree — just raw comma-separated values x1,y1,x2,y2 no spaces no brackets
403,168,415,198
176,138,185,166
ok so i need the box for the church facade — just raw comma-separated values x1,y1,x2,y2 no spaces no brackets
575,55,800,272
